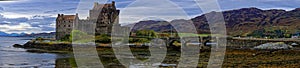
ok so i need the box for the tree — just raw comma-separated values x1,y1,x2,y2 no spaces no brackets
95,34,111,43
36,37,44,42
158,33,170,38
61,34,71,42
284,34,291,38
136,30,157,38
248,29,289,38
129,38,149,43
274,30,284,38
248,29,265,38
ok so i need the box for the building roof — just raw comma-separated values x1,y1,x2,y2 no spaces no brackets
57,14,76,20
92,1,116,10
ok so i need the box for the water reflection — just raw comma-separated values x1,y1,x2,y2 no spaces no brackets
0,37,181,68
0,37,63,68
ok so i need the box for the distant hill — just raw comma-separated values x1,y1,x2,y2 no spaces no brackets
23,32,55,38
0,31,55,38
0,31,26,37
125,20,172,32
0,31,8,36
127,7,300,36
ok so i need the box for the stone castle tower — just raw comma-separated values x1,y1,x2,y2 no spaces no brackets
56,1,128,40
56,14,76,40
90,1,120,34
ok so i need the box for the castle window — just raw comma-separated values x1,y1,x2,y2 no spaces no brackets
64,25,66,27
68,25,71,27
67,29,72,31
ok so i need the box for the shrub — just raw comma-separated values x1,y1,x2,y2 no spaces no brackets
136,30,157,38
95,34,111,43
61,35,71,42
129,38,149,43
36,37,44,42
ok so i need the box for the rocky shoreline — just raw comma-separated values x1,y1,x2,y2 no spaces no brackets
12,41,178,53
13,39,300,54
15,41,72,50
13,41,73,53
13,41,295,50
12,40,300,67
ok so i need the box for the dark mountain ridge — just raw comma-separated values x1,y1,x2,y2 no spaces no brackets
127,7,300,36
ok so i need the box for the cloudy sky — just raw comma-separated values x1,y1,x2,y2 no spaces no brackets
0,0,299,33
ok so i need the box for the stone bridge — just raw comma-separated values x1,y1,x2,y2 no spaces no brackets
131,36,300,48
130,36,214,47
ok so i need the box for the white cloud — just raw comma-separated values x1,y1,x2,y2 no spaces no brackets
0,0,26,3
49,22,56,28
0,13,56,33
2,21,11,24
0,23,42,33
1,12,32,18
0,12,57,19
119,0,190,24
261,7,295,11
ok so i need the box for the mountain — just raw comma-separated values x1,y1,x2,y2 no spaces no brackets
0,31,55,38
125,20,172,32
0,31,27,37
0,31,8,36
127,7,300,36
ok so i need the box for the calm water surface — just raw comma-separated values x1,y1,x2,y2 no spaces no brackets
0,37,68,68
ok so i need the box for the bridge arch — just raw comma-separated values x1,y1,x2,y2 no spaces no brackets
168,39,181,47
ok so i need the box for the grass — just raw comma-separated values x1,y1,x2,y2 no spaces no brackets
54,47,300,68
178,33,209,37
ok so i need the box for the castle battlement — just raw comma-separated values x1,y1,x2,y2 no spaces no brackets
55,1,129,40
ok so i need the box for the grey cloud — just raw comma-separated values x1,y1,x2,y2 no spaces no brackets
41,26,55,31
0,17,29,25
0,0,19,1
0,7,3,11
0,23,9,25
0,7,3,12
0,14,56,33
44,8,77,13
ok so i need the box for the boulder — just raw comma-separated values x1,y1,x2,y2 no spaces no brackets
13,44,24,48
253,42,292,50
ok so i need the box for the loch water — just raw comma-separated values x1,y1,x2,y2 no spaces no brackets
0,37,68,68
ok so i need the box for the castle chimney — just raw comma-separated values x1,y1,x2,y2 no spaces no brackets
112,1,115,5
94,2,98,7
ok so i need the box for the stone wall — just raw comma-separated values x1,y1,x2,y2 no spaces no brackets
56,1,124,40
56,14,75,40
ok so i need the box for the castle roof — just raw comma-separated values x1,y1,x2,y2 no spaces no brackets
57,14,76,20
92,1,116,10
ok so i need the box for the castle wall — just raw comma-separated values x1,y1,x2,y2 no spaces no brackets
56,17,74,40
56,1,128,40
74,19,96,35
